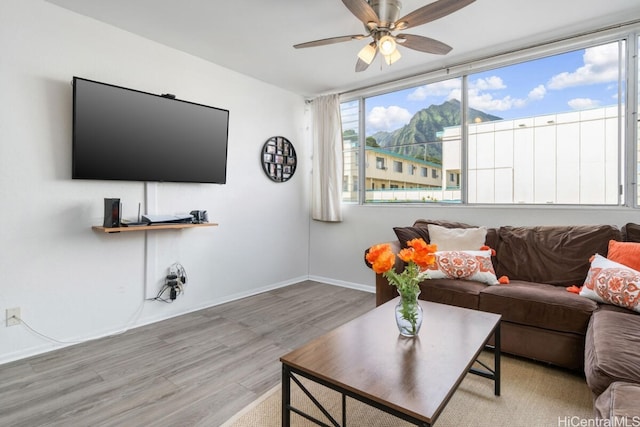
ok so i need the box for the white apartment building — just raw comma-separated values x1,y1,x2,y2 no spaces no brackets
347,106,623,205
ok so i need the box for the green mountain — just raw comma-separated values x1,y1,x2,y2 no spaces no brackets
369,99,502,164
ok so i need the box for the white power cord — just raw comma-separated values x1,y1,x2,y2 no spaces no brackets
8,299,147,345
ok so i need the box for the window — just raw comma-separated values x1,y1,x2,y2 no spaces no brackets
341,100,359,203
376,157,386,169
342,35,635,206
360,78,462,203
465,42,622,204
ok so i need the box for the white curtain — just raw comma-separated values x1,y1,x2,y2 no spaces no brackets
311,94,343,222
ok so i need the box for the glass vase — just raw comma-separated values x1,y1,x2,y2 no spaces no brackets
395,290,423,337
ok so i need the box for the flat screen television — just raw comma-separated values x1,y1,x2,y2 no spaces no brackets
72,77,229,184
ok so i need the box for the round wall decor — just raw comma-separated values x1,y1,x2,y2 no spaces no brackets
261,136,297,182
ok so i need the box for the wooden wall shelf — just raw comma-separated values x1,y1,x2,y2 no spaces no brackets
92,223,218,233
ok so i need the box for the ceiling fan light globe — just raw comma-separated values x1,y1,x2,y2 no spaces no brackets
378,35,396,56
357,43,377,65
384,48,401,65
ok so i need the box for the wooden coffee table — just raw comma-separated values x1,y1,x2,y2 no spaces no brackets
280,298,501,427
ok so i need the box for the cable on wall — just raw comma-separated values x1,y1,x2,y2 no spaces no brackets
148,263,188,303
8,299,147,345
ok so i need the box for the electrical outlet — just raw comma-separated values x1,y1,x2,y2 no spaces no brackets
6,308,20,327
169,265,177,276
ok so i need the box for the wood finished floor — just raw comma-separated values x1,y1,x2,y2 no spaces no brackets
0,281,375,427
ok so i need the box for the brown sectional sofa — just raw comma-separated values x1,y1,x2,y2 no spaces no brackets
366,219,640,420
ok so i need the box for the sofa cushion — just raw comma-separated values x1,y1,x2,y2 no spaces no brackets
479,280,598,334
580,254,640,313
418,278,486,310
585,308,640,396
426,224,487,250
497,321,587,370
495,225,621,286
594,382,640,421
596,302,638,315
425,250,499,285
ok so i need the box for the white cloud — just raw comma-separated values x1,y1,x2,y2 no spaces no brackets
367,106,412,132
568,98,601,110
547,44,619,90
466,77,543,113
407,74,548,115
407,80,461,101
401,44,618,117
472,76,506,91
528,85,546,100
468,93,527,112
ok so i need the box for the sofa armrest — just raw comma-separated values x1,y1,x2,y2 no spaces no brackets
364,241,404,306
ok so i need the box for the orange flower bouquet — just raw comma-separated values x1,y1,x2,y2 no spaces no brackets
366,238,437,336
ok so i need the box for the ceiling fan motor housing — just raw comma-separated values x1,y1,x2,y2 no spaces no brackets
369,0,402,28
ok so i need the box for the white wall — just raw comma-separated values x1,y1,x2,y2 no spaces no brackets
0,0,309,363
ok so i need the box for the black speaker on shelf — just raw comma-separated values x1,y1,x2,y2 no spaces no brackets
103,198,121,228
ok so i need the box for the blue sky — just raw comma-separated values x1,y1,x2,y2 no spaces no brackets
365,42,622,134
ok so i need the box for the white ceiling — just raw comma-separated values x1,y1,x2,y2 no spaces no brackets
46,0,640,98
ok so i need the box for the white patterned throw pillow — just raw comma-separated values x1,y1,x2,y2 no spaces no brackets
580,254,640,313
424,250,499,285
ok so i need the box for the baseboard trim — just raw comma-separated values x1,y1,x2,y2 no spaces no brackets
308,275,374,294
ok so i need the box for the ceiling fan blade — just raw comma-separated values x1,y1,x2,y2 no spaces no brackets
342,0,379,26
294,34,365,49
397,34,452,54
394,0,475,30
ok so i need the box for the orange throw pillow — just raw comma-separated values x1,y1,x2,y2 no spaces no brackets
607,240,640,271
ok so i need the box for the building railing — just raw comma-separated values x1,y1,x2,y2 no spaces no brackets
361,187,462,203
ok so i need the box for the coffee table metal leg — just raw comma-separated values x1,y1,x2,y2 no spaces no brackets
281,366,431,427
282,364,291,427
468,321,501,398
494,323,501,396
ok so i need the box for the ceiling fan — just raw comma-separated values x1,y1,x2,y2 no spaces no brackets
294,0,475,72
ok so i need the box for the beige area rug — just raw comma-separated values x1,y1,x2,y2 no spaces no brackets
222,352,594,427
